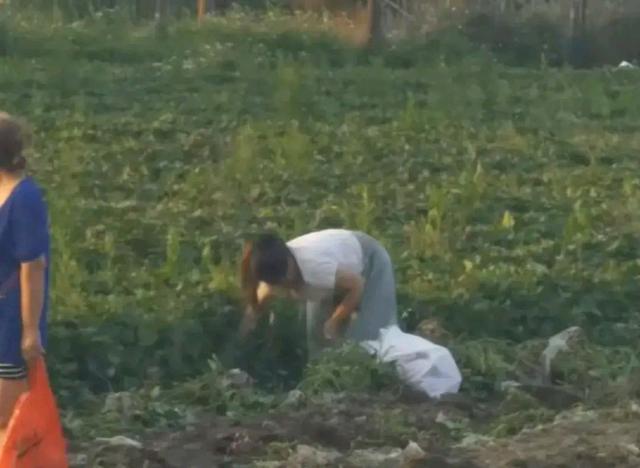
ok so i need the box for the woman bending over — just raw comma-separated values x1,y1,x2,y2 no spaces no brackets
241,229,398,358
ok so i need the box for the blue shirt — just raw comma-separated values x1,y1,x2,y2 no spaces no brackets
0,177,50,366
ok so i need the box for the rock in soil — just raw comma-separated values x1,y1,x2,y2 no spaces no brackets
346,447,403,467
86,442,173,468
286,444,342,467
540,326,583,385
464,406,640,467
281,389,306,408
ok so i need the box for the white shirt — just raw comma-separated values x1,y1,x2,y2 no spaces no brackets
286,229,363,301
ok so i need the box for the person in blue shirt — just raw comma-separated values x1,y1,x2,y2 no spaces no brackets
0,113,49,446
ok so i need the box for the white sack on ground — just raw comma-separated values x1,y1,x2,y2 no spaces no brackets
361,325,462,398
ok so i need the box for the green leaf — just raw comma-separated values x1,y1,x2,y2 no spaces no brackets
501,210,515,230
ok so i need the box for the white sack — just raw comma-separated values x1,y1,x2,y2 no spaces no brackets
361,325,462,398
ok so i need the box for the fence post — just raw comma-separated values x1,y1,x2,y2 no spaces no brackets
567,0,589,66
570,0,588,38
155,0,170,37
368,0,384,46
198,0,206,23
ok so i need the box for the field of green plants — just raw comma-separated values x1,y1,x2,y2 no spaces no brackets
2,7,640,466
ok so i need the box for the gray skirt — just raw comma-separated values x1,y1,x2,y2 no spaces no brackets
305,232,398,358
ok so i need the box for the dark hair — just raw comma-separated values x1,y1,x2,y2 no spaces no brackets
250,233,291,285
0,112,28,172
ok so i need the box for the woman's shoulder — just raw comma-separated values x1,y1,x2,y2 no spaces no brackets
288,229,355,246
11,177,46,205
5,178,48,225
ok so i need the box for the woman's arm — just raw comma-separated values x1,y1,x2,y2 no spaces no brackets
240,240,258,310
10,184,50,365
241,243,274,309
20,255,46,363
324,269,364,340
239,241,274,335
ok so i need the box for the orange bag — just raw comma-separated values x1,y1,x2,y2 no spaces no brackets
0,358,68,468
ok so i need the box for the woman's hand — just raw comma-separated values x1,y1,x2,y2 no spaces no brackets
324,269,364,341
239,307,258,338
21,328,43,364
20,257,47,365
323,316,342,341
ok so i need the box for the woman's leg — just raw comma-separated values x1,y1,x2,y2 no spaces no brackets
0,376,28,447
348,235,399,342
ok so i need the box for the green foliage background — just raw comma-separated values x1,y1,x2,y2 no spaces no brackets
0,8,639,428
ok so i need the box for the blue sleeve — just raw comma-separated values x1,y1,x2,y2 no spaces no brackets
11,185,49,263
